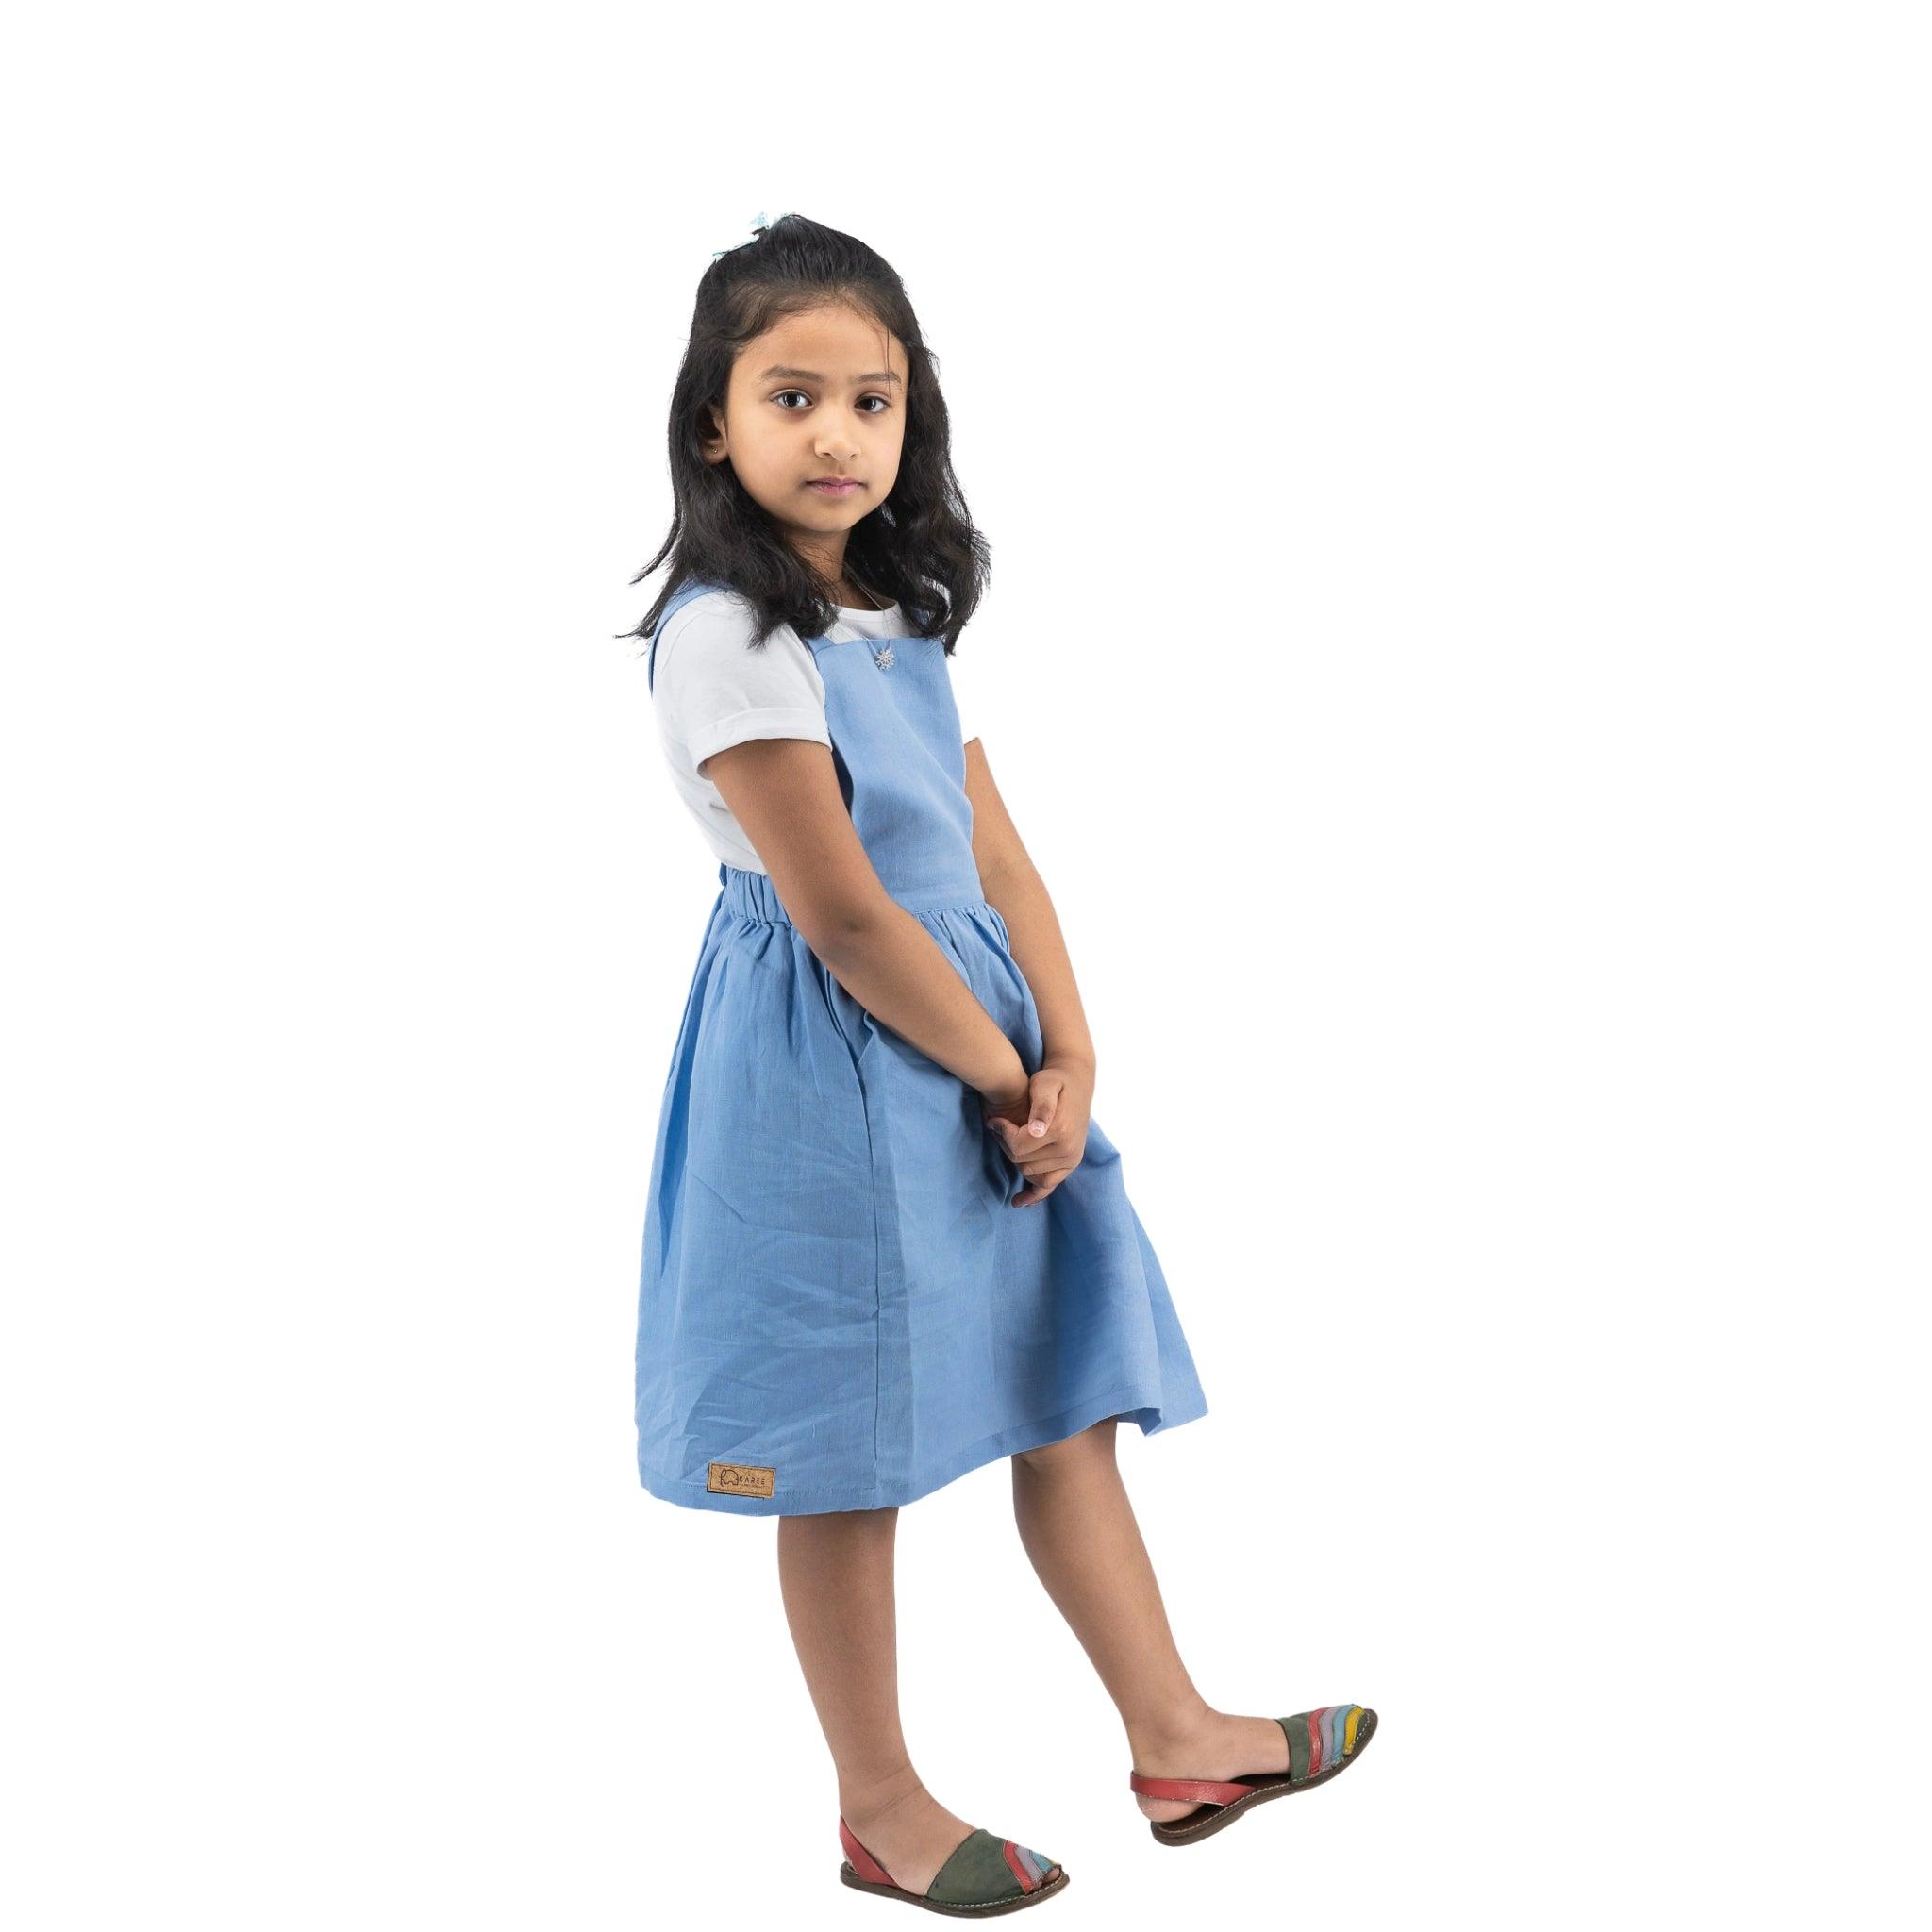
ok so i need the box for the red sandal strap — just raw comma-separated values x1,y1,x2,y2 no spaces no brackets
840,1816,897,1887
1128,1771,1256,1805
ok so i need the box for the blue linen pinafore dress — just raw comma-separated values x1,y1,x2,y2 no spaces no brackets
636,577,1208,1515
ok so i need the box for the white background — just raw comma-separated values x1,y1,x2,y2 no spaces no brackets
5,5,1926,1926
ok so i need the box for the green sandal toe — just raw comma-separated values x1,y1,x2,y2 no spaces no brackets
839,1817,1069,1914
1129,1704,1379,1845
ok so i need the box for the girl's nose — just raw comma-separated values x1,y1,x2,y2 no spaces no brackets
816,412,869,460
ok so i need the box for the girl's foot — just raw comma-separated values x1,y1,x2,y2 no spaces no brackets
1128,1710,1290,1824
840,1784,986,1899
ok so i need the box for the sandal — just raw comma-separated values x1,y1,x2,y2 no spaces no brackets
1128,1705,1378,1846
839,1816,1070,1914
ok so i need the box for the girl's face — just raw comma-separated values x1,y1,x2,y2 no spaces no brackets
702,301,908,571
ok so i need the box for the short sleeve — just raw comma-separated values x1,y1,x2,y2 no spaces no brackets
653,591,831,776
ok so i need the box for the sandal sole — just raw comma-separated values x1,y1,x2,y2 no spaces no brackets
1145,1708,1379,1846
840,1861,1071,1914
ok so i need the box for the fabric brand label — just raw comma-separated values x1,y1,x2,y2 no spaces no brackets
707,1461,775,1498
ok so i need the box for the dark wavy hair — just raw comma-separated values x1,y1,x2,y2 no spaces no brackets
620,212,991,658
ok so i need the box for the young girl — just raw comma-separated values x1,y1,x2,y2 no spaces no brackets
626,212,1375,1915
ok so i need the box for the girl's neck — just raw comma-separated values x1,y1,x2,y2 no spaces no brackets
833,570,883,612
790,539,879,610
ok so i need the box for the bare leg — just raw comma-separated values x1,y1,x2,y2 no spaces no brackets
1009,1419,1292,1823
776,1507,980,1894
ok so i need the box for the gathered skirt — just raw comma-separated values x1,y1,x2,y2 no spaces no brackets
635,863,1208,1515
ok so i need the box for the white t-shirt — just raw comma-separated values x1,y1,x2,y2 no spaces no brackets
649,587,979,876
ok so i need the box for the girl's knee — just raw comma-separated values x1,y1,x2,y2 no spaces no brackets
1012,1416,1118,1472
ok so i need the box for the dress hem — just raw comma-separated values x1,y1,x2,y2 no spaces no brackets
637,1381,1209,1518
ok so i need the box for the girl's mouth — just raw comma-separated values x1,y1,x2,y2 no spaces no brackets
808,480,860,496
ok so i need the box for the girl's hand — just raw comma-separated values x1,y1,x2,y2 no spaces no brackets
982,1058,1093,1207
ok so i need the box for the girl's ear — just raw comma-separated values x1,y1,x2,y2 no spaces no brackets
698,401,727,461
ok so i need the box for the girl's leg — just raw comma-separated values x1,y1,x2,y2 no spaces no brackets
1008,1418,1293,1823
776,1507,978,1893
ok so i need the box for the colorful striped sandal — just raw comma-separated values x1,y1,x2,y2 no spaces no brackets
1129,1705,1378,1846
839,1816,1069,1914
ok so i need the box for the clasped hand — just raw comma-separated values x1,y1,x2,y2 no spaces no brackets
981,1058,1093,1207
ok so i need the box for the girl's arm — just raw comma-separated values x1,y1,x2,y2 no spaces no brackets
960,740,1097,1076
703,737,1030,1101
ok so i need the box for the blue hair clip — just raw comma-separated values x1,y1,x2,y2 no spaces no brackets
713,210,786,258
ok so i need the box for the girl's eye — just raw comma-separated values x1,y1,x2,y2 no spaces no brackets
772,391,891,414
